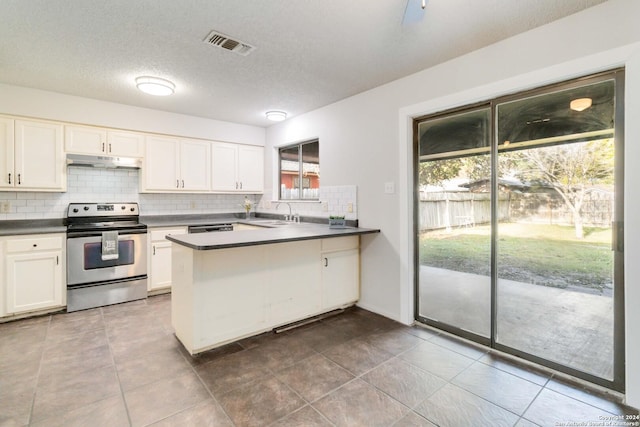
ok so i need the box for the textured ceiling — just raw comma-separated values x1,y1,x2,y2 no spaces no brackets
0,0,608,127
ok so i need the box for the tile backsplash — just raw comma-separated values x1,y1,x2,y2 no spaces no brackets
0,168,357,221
257,185,357,220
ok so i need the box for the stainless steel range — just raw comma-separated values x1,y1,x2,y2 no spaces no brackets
66,202,148,312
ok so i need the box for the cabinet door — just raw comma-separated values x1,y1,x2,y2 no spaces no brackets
321,249,360,310
191,245,268,346
14,120,65,190
107,131,144,157
149,240,173,291
65,125,107,154
148,227,186,291
267,240,321,325
211,142,238,191
237,145,264,192
5,250,63,314
143,135,180,191
0,117,15,189
180,139,210,191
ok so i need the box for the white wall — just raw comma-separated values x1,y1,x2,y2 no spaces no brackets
265,0,640,406
0,84,265,145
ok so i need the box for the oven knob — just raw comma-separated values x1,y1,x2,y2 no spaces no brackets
83,206,89,211
73,208,78,213
130,207,135,212
121,205,126,210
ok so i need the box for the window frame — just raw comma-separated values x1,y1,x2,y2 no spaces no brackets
278,139,319,201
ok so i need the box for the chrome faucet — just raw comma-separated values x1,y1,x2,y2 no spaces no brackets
275,202,292,221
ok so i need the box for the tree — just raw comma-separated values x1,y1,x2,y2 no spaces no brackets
507,139,614,238
419,158,462,187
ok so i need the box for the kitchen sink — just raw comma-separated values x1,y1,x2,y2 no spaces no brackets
248,219,304,227
260,220,289,225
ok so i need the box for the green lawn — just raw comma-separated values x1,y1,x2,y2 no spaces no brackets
419,223,613,291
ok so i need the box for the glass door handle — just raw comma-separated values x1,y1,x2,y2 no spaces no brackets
612,221,624,252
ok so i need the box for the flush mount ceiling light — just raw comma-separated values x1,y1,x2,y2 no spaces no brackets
570,97,592,112
266,110,287,122
135,76,175,96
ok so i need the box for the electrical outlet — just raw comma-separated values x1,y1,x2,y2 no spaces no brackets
190,201,196,209
0,201,10,213
322,202,328,212
384,182,395,194
347,203,353,213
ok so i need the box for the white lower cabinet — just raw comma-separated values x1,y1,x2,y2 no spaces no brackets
172,235,360,354
2,234,65,316
321,249,360,310
321,236,360,310
148,227,187,292
267,240,322,326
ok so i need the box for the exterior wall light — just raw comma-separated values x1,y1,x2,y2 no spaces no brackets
570,98,592,112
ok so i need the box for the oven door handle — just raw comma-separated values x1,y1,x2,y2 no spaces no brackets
66,229,148,238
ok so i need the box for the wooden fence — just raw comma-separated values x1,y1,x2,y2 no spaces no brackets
418,190,613,231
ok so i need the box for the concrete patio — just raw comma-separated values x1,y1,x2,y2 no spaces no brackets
419,266,614,379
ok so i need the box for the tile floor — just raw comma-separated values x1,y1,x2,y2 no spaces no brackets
0,294,638,427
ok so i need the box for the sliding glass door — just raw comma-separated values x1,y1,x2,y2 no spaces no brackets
415,70,624,390
416,107,492,340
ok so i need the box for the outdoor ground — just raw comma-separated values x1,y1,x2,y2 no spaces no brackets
418,222,615,379
419,223,613,294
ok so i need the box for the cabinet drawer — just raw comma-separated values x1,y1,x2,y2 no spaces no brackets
6,235,63,253
150,228,187,241
321,236,359,252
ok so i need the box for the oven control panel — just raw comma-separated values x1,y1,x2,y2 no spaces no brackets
67,203,139,218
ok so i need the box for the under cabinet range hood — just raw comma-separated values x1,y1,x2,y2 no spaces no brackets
66,154,141,169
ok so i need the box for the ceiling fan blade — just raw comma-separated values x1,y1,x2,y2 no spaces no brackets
402,0,428,25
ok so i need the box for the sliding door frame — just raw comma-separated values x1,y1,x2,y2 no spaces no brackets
412,101,493,347
413,69,625,392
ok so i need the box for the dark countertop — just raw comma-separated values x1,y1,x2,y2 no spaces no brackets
140,213,246,228
0,219,66,236
140,213,359,229
166,223,380,250
0,214,368,238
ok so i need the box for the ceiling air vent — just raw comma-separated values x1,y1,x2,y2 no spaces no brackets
203,30,256,56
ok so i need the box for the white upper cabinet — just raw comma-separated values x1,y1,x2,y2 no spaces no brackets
210,142,237,191
237,145,264,192
142,135,210,192
211,142,263,193
107,130,145,157
143,135,180,191
0,117,15,190
65,125,144,157
0,118,65,191
180,139,211,191
1,114,262,194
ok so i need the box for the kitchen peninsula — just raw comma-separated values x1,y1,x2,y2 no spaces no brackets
167,223,379,354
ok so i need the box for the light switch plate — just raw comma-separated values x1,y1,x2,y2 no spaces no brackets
0,201,10,213
384,182,395,194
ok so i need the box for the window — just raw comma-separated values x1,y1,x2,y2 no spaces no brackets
279,139,319,200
